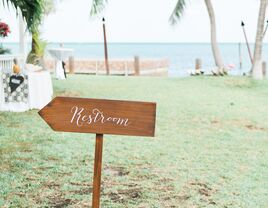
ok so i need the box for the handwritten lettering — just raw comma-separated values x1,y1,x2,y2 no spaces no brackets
70,106,130,127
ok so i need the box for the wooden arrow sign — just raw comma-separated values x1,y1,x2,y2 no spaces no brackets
39,97,156,137
38,96,156,208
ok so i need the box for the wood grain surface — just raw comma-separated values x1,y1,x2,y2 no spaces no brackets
39,97,156,137
92,134,103,208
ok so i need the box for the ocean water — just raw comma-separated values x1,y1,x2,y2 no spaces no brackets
2,42,265,76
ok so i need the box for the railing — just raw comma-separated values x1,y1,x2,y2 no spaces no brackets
44,57,169,76
0,55,25,73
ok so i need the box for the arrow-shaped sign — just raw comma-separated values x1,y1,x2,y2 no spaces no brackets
39,96,156,137
38,96,156,208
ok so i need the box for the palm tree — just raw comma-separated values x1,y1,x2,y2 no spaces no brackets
2,0,43,32
251,0,268,80
90,0,107,15
27,0,54,65
170,0,226,75
91,0,226,75
2,0,45,64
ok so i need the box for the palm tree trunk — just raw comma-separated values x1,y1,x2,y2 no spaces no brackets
204,0,225,74
31,31,39,55
26,30,40,65
251,0,268,80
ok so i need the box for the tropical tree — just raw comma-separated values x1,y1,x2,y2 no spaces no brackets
27,0,55,65
251,0,268,80
170,0,226,75
2,0,43,32
90,0,226,75
1,0,45,64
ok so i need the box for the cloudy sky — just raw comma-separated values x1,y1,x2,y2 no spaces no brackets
0,0,266,43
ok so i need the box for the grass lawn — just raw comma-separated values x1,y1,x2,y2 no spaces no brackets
0,75,268,208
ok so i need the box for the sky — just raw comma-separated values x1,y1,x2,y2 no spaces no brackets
0,0,266,43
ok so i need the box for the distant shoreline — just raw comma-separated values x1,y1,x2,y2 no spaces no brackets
1,42,265,45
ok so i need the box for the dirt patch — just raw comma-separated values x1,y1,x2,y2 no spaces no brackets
175,180,217,206
14,192,26,197
104,166,129,177
163,194,191,202
245,124,266,131
26,176,38,181
70,181,91,187
9,141,33,153
211,120,219,124
57,172,73,176
158,177,174,183
44,181,61,188
6,123,23,128
32,166,54,171
35,191,77,208
47,156,60,161
48,194,75,208
224,79,254,88
107,187,142,203
70,188,92,195
210,118,267,132
189,181,214,197
16,157,34,162
69,182,93,195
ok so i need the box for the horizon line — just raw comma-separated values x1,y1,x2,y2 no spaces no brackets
1,41,265,44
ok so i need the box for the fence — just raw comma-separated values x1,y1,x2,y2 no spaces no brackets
45,57,169,76
0,55,25,73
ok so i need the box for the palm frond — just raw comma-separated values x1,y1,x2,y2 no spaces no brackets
90,0,107,16
2,0,44,32
169,0,186,25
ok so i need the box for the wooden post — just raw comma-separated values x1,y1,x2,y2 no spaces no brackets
124,61,128,76
95,61,98,76
38,97,156,207
103,18,110,75
69,56,74,74
262,61,267,77
134,56,140,76
195,58,202,75
195,58,202,70
92,134,104,208
239,43,242,69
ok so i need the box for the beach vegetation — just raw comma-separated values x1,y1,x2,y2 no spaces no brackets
1,0,43,32
90,0,227,76
170,0,226,75
26,0,54,66
251,0,268,80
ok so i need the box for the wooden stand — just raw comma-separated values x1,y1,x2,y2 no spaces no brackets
92,134,104,208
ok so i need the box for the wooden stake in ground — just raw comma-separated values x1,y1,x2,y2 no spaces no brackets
239,42,242,69
103,17,110,75
38,97,156,208
92,134,103,208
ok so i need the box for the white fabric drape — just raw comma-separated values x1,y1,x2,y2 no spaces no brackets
0,71,53,112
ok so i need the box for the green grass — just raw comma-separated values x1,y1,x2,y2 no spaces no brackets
1,75,268,208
